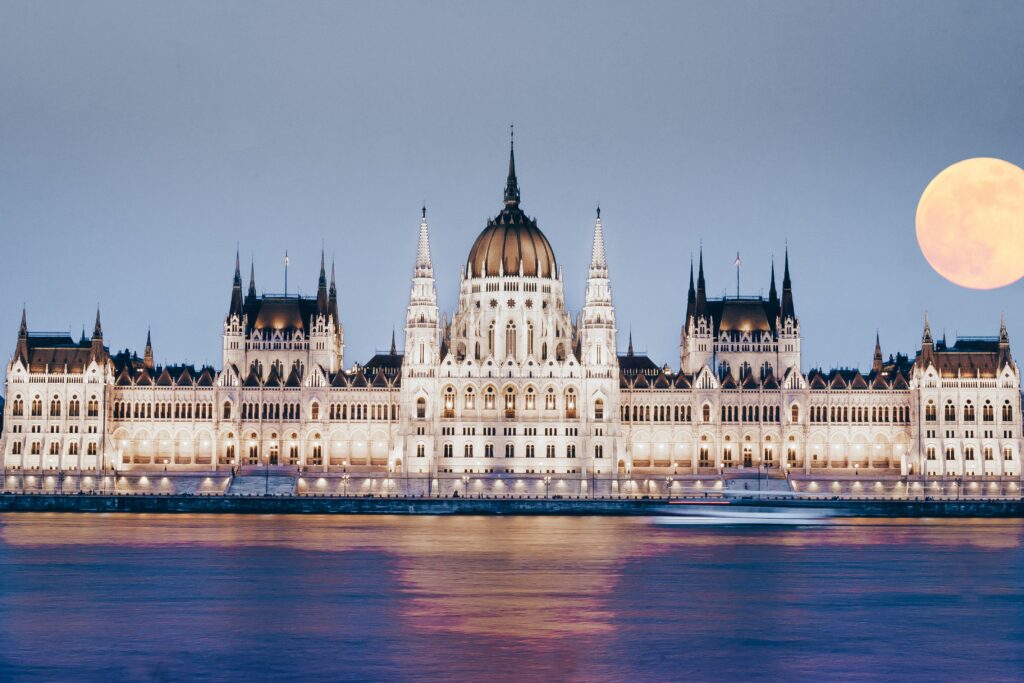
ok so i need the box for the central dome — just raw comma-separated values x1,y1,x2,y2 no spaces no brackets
466,138,557,279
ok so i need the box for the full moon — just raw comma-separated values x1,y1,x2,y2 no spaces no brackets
916,157,1024,289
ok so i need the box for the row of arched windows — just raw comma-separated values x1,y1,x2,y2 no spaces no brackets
328,403,398,421
925,400,1014,423
809,405,910,424
440,442,578,458
11,394,95,418
112,401,212,421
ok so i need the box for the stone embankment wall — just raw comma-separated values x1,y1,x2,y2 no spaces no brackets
2,493,1024,517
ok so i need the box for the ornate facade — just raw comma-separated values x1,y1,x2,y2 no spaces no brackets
3,142,1021,481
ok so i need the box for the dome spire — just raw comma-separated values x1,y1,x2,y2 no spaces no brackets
504,124,520,206
589,204,607,274
416,205,433,276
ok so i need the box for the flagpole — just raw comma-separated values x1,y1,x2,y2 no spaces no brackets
735,252,742,297
284,251,289,295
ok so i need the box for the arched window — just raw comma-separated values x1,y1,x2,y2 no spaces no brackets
525,386,536,410
963,402,975,422
545,389,556,410
944,402,956,422
1003,401,1014,422
50,395,61,417
594,399,604,421
488,324,495,354
464,387,476,410
223,401,232,419
505,322,517,359
443,443,453,458
594,444,604,459
925,402,936,422
505,443,515,458
702,404,711,422
31,396,42,417
443,387,455,417
527,323,535,356
504,388,516,417
311,402,320,420
546,444,556,458
791,404,800,423
565,389,577,418
12,396,23,417
983,402,994,422
566,444,576,458
416,443,425,457
416,397,427,419
464,443,473,458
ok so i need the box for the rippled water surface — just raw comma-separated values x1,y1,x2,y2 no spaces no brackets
1,514,1023,681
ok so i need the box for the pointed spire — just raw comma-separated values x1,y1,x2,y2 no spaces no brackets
144,327,154,370
316,248,329,315
694,247,708,318
504,124,520,207
1000,312,1009,343
328,258,339,323
781,246,795,320
922,311,933,344
248,259,256,299
15,306,29,364
768,256,778,304
390,328,397,356
872,331,883,374
685,257,696,322
229,249,244,317
589,205,607,274
416,205,433,275
92,307,103,339
627,329,634,357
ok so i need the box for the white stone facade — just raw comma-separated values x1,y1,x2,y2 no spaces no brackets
2,149,1021,480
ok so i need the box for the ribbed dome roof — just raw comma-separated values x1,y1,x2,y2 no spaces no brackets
465,135,557,279
467,208,557,278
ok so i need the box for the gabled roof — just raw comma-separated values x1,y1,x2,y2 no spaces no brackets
285,366,303,388
720,373,737,389
196,368,215,386
850,372,868,390
330,371,349,388
762,373,779,390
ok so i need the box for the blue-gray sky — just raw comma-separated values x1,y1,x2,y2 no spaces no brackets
2,0,1023,381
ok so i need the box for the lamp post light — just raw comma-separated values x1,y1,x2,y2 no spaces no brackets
342,474,350,497
462,475,470,499
544,476,551,499
665,477,673,500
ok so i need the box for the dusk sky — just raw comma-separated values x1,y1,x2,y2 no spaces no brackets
2,1,1023,381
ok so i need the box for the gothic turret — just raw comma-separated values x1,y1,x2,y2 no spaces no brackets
920,312,934,366
90,307,105,361
998,313,1012,369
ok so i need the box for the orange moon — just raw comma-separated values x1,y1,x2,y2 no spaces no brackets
916,157,1024,289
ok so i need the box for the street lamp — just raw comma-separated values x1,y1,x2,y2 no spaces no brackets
544,476,551,498
342,474,350,497
665,477,674,500
462,475,470,499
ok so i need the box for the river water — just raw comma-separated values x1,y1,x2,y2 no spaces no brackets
0,514,1022,681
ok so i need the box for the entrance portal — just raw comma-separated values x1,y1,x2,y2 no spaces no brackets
269,444,279,466
742,446,753,468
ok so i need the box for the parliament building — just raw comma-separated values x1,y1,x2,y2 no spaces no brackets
3,142,1021,485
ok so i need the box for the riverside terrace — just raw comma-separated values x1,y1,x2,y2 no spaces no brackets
1,469,1021,501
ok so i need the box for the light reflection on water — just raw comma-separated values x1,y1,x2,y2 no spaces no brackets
1,514,1023,681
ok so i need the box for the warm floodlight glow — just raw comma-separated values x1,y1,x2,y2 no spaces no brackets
916,157,1024,289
